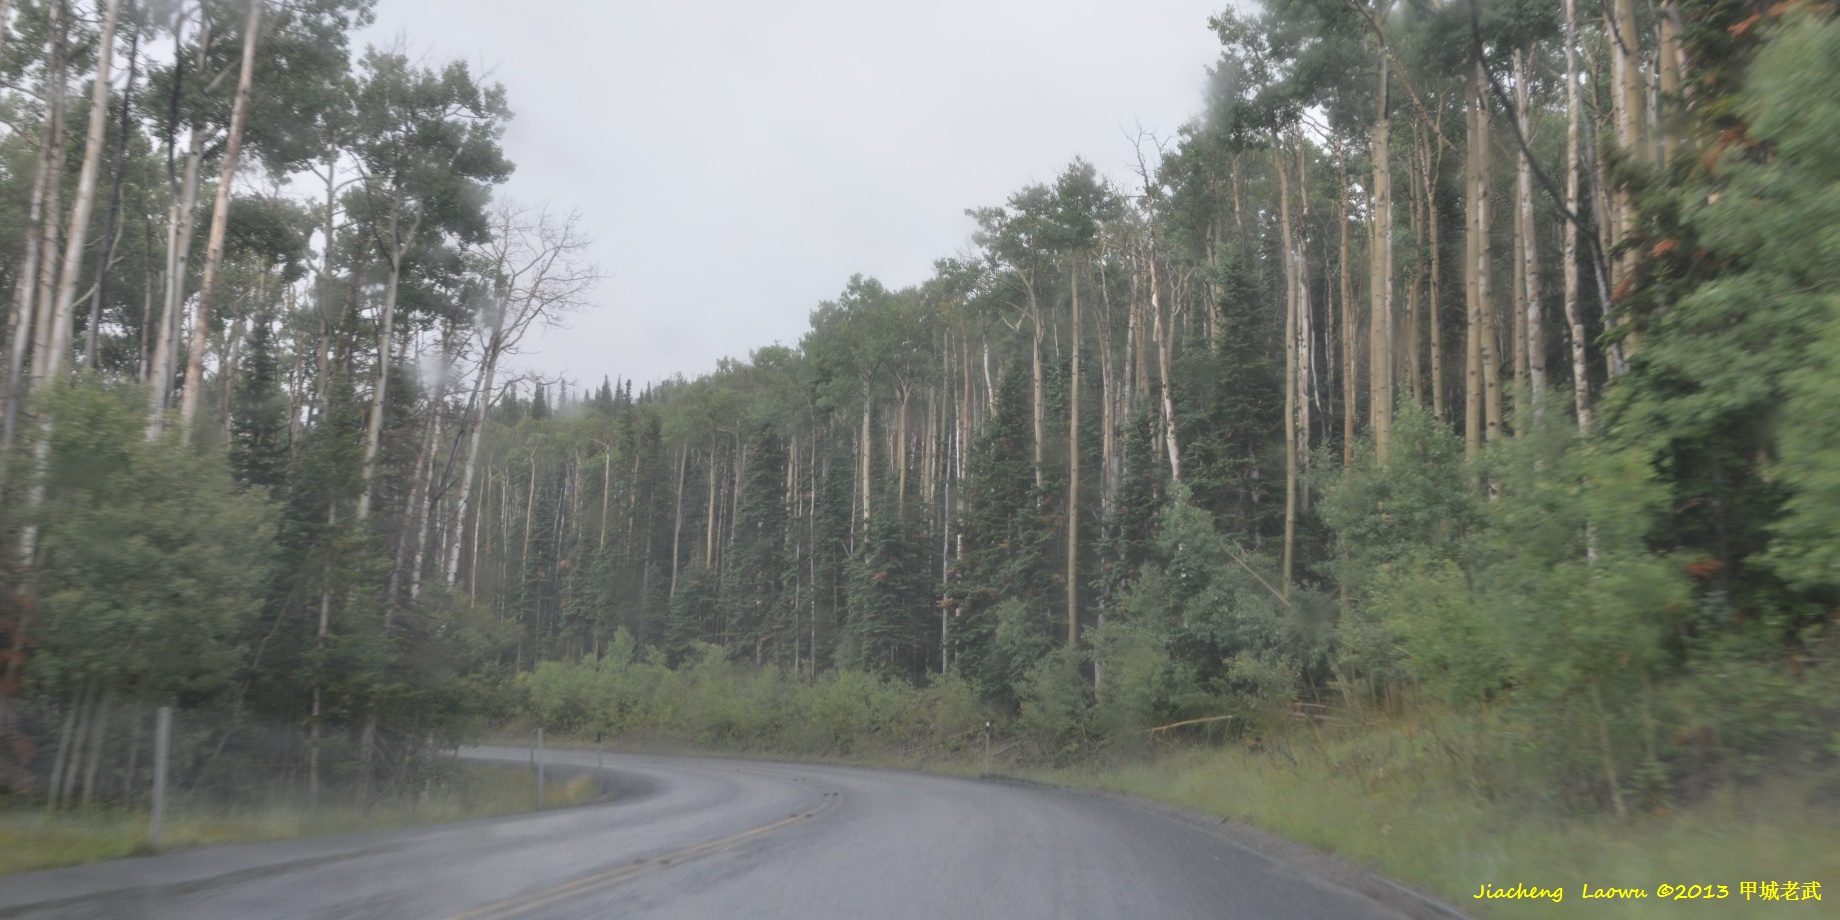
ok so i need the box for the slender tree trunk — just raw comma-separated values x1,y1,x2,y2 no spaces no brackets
2,63,59,464
1278,140,1298,597
45,687,84,812
1066,258,1080,647
669,444,686,601
1476,62,1503,446
1509,59,1530,433
1150,246,1180,483
598,445,611,552
51,0,126,382
139,258,154,382
309,494,334,803
356,205,415,520
180,0,262,433
219,310,247,436
1563,0,1593,434
1337,144,1356,465
1465,80,1483,460
520,460,536,649
148,127,205,435
84,9,141,369
1295,141,1314,510
1425,123,1446,422
896,387,910,513
445,292,507,587
407,389,445,601
1656,0,1682,166
79,685,113,807
1606,0,1643,364
1029,278,1044,491
859,384,873,526
1370,50,1395,461
1406,126,1425,410
704,439,718,564
30,36,70,395
1097,250,1116,519
390,382,441,601
148,1,212,437
309,152,340,425
13,9,70,569
1517,50,1546,418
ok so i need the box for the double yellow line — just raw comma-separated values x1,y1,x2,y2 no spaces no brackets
442,789,843,920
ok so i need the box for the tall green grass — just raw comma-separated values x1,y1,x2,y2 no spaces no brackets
1032,710,1840,919
0,762,600,875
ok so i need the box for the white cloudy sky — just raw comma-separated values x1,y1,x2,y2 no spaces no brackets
360,0,1233,389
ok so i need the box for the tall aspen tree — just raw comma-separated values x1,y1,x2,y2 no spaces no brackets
1294,140,1313,513
351,52,510,520
1562,0,1593,433
83,4,141,369
1655,1,1682,165
1474,61,1503,446
29,3,71,393
1277,138,1298,595
148,2,211,436
1337,142,1356,464
1066,257,1081,646
1465,73,1484,460
1606,0,1644,365
1,1,67,460
181,0,262,432
1515,50,1546,415
1369,38,1395,461
1423,116,1447,423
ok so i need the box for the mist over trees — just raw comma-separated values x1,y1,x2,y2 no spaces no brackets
1,0,1836,817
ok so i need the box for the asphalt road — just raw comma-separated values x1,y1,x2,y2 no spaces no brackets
0,747,1462,920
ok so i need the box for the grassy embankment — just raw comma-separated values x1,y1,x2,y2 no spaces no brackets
1027,713,1840,920
0,762,601,875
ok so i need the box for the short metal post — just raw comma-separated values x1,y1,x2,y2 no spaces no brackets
535,728,545,805
983,721,991,777
150,706,171,847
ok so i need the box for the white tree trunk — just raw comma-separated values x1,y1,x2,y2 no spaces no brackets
445,312,504,586
1563,0,1593,434
147,129,206,436
181,0,263,432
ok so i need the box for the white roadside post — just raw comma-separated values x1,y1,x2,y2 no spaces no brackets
150,706,171,846
983,721,992,777
535,728,545,806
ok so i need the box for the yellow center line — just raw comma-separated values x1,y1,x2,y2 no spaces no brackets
441,790,842,920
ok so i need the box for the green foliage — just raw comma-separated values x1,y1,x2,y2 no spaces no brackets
1318,407,1481,594
1739,15,1840,591
1364,560,1505,706
28,382,276,700
520,631,994,756
1016,647,1090,755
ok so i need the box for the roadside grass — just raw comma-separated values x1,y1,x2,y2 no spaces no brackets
0,763,600,875
1025,713,1840,920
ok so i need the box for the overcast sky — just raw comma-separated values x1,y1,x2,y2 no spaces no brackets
360,0,1232,390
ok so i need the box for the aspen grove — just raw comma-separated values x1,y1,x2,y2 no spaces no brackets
1,0,1836,817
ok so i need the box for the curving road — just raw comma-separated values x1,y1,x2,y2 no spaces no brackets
0,747,1464,919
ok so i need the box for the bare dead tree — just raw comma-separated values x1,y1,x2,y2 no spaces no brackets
444,201,600,588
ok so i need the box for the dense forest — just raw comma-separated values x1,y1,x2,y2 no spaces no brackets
1,0,1836,821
